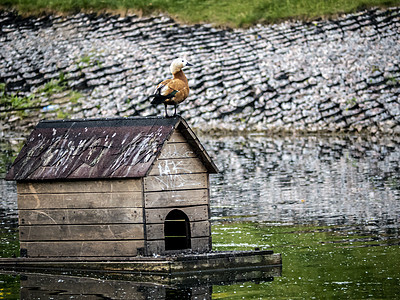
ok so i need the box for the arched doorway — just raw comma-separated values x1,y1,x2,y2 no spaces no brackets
164,209,191,251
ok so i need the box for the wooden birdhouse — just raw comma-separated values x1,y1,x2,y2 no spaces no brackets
5,117,218,258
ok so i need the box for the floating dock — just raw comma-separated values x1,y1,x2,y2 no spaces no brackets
0,250,281,284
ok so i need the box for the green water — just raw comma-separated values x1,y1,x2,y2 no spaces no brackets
0,274,19,299
1,133,400,298
0,220,399,299
212,221,400,299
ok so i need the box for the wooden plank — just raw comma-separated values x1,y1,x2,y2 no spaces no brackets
20,240,145,257
146,220,210,240
19,224,144,241
144,189,208,208
145,205,208,224
191,237,211,253
146,224,164,240
145,237,210,255
148,157,207,176
159,142,196,159
144,173,208,192
146,240,165,256
170,252,281,273
111,179,142,192
19,208,143,225
168,130,186,143
18,192,142,209
17,179,142,194
191,220,211,238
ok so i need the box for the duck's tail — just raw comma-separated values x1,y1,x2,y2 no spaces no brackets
149,95,166,106
149,90,178,107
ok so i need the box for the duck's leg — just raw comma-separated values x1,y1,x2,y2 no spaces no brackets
164,103,169,118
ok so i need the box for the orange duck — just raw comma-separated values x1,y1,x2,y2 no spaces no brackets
150,58,192,117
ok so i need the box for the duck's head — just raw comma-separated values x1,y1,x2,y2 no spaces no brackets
170,58,193,75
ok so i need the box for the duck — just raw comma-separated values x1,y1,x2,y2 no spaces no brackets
150,58,192,117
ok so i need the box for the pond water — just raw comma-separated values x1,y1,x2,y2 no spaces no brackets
1,133,400,299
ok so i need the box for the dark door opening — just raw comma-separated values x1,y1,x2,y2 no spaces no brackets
164,209,191,251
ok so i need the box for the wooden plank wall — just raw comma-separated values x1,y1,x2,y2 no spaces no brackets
17,179,144,257
144,130,211,255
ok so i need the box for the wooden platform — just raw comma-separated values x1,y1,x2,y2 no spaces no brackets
1,266,280,299
0,250,282,284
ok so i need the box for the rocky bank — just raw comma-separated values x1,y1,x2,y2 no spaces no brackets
1,7,400,137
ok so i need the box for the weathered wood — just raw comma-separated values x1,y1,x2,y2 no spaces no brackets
145,206,208,224
20,240,145,257
148,157,207,176
144,173,208,192
146,237,210,255
167,130,186,143
146,240,165,256
145,224,164,240
19,208,143,225
144,189,208,208
191,220,211,238
146,220,210,240
18,192,142,209
190,237,211,253
0,251,283,283
19,224,144,241
159,142,196,159
17,179,142,194
171,252,282,273
165,127,218,174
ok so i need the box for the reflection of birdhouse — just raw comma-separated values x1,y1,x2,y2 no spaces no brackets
6,117,218,258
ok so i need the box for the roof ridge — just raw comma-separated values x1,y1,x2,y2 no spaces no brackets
36,116,183,129
39,116,182,123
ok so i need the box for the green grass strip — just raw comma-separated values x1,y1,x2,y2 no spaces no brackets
0,0,400,27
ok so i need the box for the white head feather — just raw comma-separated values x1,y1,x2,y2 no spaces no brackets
170,58,192,75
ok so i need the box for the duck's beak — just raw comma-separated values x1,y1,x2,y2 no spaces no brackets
186,62,193,67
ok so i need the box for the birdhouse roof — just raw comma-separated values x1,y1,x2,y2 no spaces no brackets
5,116,218,181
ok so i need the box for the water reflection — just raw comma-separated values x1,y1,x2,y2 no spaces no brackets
20,273,212,299
0,179,18,258
1,133,400,298
204,134,400,227
2,133,400,227
0,268,280,299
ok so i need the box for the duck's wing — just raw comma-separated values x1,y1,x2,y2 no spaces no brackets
163,79,189,104
152,79,169,95
150,78,189,106
150,79,174,105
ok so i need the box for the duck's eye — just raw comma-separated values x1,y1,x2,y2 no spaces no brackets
182,60,184,62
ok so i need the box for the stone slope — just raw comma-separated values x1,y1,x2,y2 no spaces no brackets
1,8,400,135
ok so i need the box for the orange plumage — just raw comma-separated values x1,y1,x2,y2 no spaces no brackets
150,58,192,117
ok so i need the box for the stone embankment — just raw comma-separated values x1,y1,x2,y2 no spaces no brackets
1,8,400,136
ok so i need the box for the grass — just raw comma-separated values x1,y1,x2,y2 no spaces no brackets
0,74,83,119
76,52,103,71
0,83,41,115
1,0,399,27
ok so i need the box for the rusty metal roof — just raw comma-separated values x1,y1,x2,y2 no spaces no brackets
5,116,218,181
